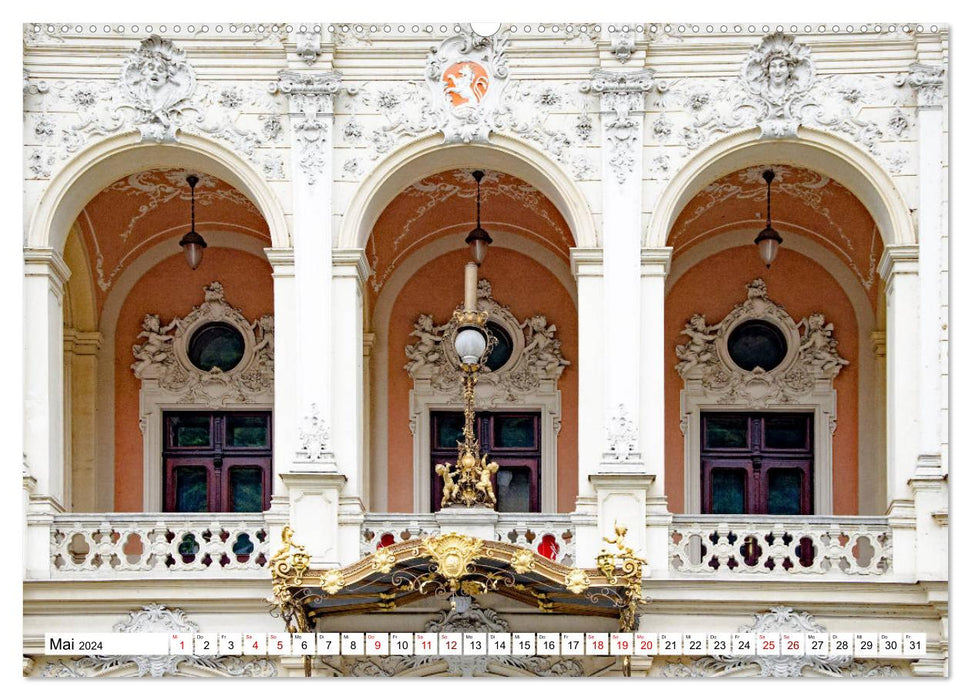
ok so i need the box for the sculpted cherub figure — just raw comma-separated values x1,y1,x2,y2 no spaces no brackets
251,314,274,361
132,313,180,373
436,463,458,507
475,458,499,505
404,314,448,374
675,314,720,375
798,313,849,372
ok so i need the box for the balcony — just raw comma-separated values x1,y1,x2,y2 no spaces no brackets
669,515,893,579
48,513,271,578
38,512,894,581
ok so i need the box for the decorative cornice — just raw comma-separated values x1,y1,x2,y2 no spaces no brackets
272,71,345,185
570,247,604,277
877,244,919,280
640,247,673,276
23,247,71,286
63,329,103,355
264,247,295,272
332,248,372,284
581,69,656,115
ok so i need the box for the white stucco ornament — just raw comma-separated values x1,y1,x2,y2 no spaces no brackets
120,35,197,142
425,25,509,143
741,32,816,138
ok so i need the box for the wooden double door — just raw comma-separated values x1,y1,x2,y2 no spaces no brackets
701,412,813,515
163,411,272,513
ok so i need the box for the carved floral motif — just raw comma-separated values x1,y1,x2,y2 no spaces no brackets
272,71,347,184
605,404,639,462
297,403,332,462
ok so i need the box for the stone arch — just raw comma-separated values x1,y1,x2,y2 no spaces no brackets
646,127,915,249
27,131,290,254
339,133,598,250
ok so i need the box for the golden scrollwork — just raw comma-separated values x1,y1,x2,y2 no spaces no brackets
597,524,648,634
421,532,483,589
268,525,312,634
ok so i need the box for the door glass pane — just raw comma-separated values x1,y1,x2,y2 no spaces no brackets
764,415,809,450
226,415,268,447
705,416,749,448
229,467,264,512
767,469,803,515
175,467,208,511
495,467,531,512
710,469,746,514
494,416,536,448
435,414,464,449
172,415,210,447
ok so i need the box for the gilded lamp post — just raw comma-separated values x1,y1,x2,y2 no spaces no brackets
437,170,499,509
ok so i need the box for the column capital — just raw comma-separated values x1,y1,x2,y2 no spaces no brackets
902,62,946,109
273,70,345,117
264,247,295,276
23,247,71,288
878,244,919,280
570,247,604,277
332,248,372,285
640,246,673,276
580,68,656,118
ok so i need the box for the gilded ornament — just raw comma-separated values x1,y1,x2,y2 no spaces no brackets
564,568,590,594
510,548,535,574
422,533,483,586
320,569,346,595
371,547,396,574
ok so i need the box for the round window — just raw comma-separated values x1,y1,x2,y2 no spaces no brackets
727,320,787,372
187,322,245,372
484,322,514,372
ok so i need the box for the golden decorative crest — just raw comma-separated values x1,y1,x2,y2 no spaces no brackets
320,568,346,595
422,533,483,586
564,568,591,594
511,548,535,574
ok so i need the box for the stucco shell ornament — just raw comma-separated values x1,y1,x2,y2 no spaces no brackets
742,32,816,139
425,25,509,143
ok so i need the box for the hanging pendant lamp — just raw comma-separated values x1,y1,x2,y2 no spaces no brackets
465,170,493,265
179,174,207,270
754,169,784,268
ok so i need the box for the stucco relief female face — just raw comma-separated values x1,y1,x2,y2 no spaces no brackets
768,56,791,90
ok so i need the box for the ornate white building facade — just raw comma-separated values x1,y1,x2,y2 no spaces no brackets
22,21,948,678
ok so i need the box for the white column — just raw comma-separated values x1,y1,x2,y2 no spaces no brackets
640,247,673,576
908,63,947,477
878,245,919,579
576,70,656,565
23,248,70,508
265,248,296,503
332,250,370,563
570,248,603,565
273,71,347,567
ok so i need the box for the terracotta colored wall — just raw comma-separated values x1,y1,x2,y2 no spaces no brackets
386,247,578,512
114,250,274,511
665,247,859,515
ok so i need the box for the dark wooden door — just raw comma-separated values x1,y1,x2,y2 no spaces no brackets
163,411,272,512
701,413,813,515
